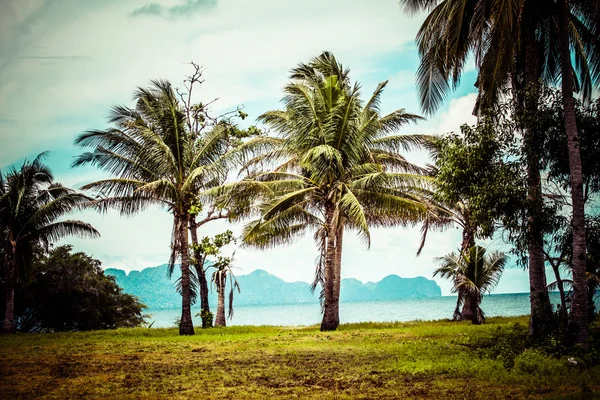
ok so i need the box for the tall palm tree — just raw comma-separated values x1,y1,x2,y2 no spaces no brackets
0,154,99,333
73,80,230,335
399,0,600,342
555,0,599,345
217,52,433,331
434,245,507,324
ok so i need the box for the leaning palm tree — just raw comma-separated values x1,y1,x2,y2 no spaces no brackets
399,0,600,343
434,245,507,324
73,80,231,335
215,52,433,331
210,255,240,327
0,154,99,333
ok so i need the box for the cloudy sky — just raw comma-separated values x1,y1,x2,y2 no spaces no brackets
0,0,539,295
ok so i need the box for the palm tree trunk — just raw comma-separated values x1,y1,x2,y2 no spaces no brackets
321,204,338,331
460,294,475,322
215,275,226,327
523,25,553,338
178,214,195,335
2,250,16,334
189,217,212,328
558,0,589,346
332,224,344,329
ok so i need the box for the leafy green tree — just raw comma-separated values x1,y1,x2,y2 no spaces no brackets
0,154,99,334
73,80,236,335
420,121,524,258
434,245,507,324
2,245,146,332
216,52,432,331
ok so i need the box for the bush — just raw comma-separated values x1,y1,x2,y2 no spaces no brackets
513,349,566,375
1,245,146,332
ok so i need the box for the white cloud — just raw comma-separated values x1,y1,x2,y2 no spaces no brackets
0,0,425,161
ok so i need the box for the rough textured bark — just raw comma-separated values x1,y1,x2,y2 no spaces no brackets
320,204,338,331
459,291,483,325
2,243,17,334
214,274,226,327
523,24,552,338
2,257,16,334
332,225,344,329
558,0,589,346
178,215,195,335
189,217,212,328
459,293,475,322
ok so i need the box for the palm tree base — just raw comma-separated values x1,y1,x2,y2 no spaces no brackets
1,322,16,334
320,319,339,332
179,320,195,335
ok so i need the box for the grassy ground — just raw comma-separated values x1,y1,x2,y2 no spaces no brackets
1,316,599,399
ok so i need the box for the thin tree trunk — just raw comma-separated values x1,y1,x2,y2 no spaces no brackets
460,210,476,255
587,277,597,323
523,25,553,338
178,214,195,335
215,274,226,327
550,261,568,324
453,291,462,321
558,0,589,346
189,217,212,328
321,204,338,331
2,252,16,334
473,293,484,325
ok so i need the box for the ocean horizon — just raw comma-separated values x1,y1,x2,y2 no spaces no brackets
145,292,572,328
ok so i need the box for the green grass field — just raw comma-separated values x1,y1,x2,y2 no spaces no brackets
1,316,599,399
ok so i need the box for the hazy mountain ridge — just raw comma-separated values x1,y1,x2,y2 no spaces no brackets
105,264,442,310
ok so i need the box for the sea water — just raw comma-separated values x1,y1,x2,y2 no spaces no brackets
145,292,570,328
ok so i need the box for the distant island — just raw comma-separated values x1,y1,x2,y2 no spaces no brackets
105,265,442,310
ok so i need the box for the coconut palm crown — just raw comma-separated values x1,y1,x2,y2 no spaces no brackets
73,80,232,335
214,52,435,331
434,245,507,324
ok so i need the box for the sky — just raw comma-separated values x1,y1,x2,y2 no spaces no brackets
0,0,542,296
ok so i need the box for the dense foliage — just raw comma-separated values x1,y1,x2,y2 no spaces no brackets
429,119,524,247
0,154,99,333
0,245,145,332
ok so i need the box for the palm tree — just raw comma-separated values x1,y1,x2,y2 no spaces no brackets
555,0,599,345
0,154,99,333
217,52,433,331
434,245,507,324
210,255,240,327
399,0,600,342
73,80,230,335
